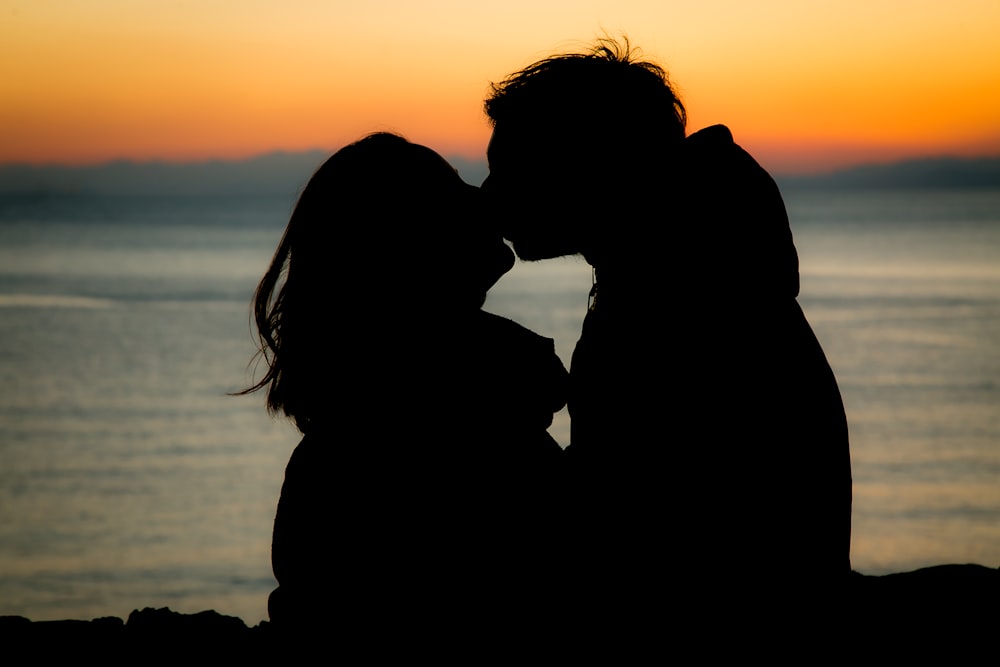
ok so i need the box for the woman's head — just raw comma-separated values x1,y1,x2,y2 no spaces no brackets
240,132,513,431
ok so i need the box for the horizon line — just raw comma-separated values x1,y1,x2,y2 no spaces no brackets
4,148,1000,180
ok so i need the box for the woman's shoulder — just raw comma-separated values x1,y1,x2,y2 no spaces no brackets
473,310,566,376
474,310,555,350
471,310,568,402
283,429,346,471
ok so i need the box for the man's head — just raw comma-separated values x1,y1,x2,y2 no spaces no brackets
482,37,687,262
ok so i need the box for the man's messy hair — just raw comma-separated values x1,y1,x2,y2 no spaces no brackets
484,36,686,144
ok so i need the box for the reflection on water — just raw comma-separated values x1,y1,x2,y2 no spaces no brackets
0,188,999,621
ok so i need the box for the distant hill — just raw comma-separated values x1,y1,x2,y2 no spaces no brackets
0,152,995,196
0,151,331,197
775,155,1000,190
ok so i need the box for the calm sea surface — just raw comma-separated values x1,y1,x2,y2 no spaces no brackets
1,187,998,623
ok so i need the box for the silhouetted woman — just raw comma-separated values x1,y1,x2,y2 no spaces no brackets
239,132,568,646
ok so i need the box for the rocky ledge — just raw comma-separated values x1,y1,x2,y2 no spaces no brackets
3,564,998,657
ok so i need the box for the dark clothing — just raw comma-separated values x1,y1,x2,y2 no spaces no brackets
267,310,568,641
564,125,851,611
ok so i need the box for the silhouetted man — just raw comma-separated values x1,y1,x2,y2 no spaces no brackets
481,38,852,622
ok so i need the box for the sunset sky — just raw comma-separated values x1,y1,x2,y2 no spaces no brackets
3,0,999,175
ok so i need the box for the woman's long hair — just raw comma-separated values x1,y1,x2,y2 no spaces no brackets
236,132,494,433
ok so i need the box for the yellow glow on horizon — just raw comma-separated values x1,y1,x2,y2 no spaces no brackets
2,0,999,173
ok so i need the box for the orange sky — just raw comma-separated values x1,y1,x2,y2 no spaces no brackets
2,0,999,175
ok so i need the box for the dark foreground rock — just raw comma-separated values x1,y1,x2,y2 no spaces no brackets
3,564,998,659
0,607,278,661
851,564,1000,638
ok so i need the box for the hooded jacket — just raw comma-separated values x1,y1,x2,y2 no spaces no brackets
565,125,851,596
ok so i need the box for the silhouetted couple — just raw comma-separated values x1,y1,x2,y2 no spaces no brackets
242,37,851,648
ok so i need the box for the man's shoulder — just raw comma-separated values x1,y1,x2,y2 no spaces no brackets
686,124,734,145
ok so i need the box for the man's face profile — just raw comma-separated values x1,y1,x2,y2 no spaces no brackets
482,123,588,262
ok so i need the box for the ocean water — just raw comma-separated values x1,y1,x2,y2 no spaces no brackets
0,187,998,623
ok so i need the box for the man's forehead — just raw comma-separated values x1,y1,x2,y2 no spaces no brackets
487,121,573,162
